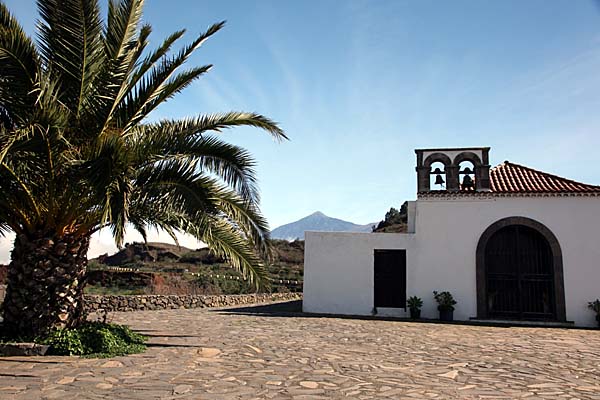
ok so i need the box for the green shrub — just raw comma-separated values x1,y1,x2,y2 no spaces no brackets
39,328,84,355
37,322,147,357
193,272,256,295
84,284,146,295
373,203,408,232
407,296,423,311
588,299,600,314
433,291,457,311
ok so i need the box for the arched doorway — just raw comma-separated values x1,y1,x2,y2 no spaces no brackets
476,217,566,321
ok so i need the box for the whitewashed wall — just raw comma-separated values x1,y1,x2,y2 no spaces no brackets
303,196,600,327
303,232,415,316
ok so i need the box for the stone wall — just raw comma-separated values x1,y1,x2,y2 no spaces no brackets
84,292,302,312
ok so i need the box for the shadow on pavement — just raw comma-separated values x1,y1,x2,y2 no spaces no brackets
214,300,593,330
145,343,204,348
138,334,202,338
214,300,304,315
213,300,415,322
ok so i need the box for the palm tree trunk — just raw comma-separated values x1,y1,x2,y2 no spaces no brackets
2,233,90,338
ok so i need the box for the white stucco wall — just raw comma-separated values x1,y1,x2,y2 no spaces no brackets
303,196,600,327
303,232,415,316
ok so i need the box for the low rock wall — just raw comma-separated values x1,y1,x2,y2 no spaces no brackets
84,292,302,312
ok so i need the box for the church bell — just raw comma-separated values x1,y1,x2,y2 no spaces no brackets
461,174,474,190
433,167,445,187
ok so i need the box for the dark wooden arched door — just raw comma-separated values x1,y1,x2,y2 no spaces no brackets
485,225,556,320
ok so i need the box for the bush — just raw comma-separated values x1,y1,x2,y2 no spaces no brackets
407,296,423,310
195,274,253,295
588,299,600,314
433,291,457,311
87,259,103,271
39,328,84,355
37,322,147,357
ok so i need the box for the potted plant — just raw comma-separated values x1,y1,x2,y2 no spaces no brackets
588,299,600,327
433,291,457,322
407,296,423,319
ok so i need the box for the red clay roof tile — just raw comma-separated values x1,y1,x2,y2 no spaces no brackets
490,161,600,194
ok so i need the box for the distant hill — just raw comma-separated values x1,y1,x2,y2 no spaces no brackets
87,240,304,295
98,242,194,266
93,240,304,269
270,211,375,240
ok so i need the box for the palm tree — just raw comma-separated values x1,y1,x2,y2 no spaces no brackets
0,0,286,337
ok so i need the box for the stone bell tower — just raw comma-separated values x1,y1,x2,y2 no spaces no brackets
415,147,491,193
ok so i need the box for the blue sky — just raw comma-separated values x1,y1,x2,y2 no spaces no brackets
2,0,600,259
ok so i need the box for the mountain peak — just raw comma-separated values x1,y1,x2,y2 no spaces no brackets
271,212,374,240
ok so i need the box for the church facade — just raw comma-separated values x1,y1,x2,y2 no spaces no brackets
303,147,600,327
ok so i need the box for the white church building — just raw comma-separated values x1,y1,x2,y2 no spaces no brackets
303,147,600,327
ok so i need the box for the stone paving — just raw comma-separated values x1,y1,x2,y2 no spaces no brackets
1,301,600,399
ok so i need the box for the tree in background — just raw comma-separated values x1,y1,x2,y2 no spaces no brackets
0,0,286,337
373,202,408,232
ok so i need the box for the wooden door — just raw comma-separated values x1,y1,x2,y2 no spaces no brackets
374,250,406,308
485,225,555,320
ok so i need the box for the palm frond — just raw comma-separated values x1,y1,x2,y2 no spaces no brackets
0,161,42,227
131,122,264,203
127,162,272,284
0,3,40,122
96,0,147,132
127,28,185,90
104,0,145,60
37,0,105,117
131,111,286,140
77,132,134,246
117,22,225,132
184,214,269,289
134,160,220,216
212,187,273,259
0,2,286,288
0,221,11,236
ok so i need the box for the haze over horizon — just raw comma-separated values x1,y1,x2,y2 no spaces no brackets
2,0,600,262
